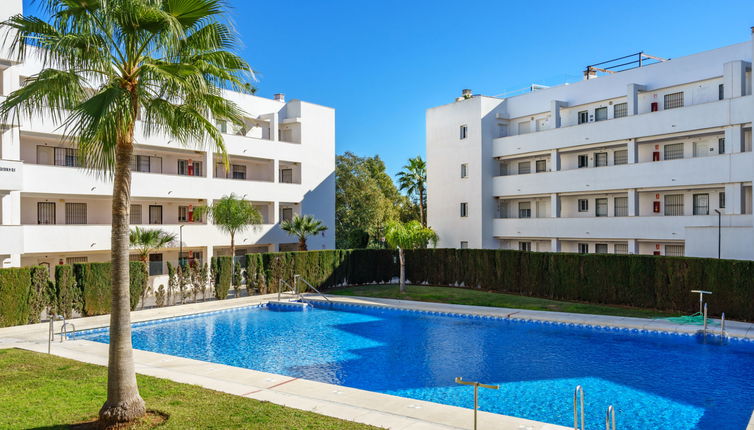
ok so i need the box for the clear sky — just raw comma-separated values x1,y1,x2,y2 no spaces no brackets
22,0,754,177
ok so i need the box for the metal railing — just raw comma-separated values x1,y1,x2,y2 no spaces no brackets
574,385,585,430
454,377,499,430
605,405,616,430
47,315,76,354
294,275,331,302
277,278,299,302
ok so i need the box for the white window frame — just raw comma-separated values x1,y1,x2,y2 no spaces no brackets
460,125,468,140
460,202,468,217
577,199,589,212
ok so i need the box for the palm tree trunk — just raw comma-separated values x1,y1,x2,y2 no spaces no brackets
140,254,148,310
419,188,426,226
99,137,146,424
298,236,307,251
398,247,406,293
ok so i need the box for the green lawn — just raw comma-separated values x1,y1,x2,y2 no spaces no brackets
330,284,677,319
0,348,378,430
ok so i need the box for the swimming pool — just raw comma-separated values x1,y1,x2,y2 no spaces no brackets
77,301,754,430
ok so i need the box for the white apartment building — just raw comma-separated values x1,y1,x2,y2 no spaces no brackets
427,30,754,260
0,1,335,281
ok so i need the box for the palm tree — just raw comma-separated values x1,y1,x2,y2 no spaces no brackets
396,156,427,226
0,1,252,424
281,214,328,251
129,226,176,309
385,220,438,293
194,194,262,261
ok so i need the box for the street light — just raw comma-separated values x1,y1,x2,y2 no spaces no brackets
713,209,721,259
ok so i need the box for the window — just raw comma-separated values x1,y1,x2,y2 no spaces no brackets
180,251,203,267
460,125,468,140
596,198,608,217
279,168,293,183
614,149,628,165
149,205,163,224
460,163,468,178
498,162,507,176
178,159,202,176
496,199,507,218
231,164,246,180
535,160,546,173
577,111,588,124
519,242,531,252
517,161,531,175
149,253,163,276
693,141,714,158
614,243,628,254
460,202,468,217
664,143,684,160
613,102,628,119
719,191,726,209
178,206,194,223
594,152,608,167
518,202,531,218
37,202,56,224
130,204,142,224
66,256,88,264
460,241,468,249
718,138,725,154
595,243,608,254
280,207,293,222
517,121,530,135
216,119,228,133
693,193,709,215
664,92,684,109
577,155,588,168
614,197,628,217
54,147,79,167
664,194,684,216
577,199,589,212
65,203,87,224
131,155,151,173
665,245,685,257
719,83,724,101
594,107,607,122
577,243,589,254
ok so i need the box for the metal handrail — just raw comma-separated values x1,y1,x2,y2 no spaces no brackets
605,405,616,430
574,385,585,430
295,275,331,302
454,377,499,430
721,312,726,338
277,278,299,302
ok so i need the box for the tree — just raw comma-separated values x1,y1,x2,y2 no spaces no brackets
384,221,438,293
336,152,409,248
281,214,328,251
396,156,427,226
194,194,262,262
129,227,175,309
0,1,252,424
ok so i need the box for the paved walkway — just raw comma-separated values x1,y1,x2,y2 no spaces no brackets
1,293,752,429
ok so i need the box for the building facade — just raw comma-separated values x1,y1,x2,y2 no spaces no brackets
427,31,754,260
0,1,335,281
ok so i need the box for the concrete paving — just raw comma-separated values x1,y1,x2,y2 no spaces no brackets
2,292,752,429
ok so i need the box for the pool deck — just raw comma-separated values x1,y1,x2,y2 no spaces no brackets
1,292,753,430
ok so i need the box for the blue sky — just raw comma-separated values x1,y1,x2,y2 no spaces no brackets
22,0,754,176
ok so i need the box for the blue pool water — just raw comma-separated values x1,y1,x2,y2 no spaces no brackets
77,302,754,430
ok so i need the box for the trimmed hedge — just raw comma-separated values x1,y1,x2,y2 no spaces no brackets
54,265,78,318
72,262,147,316
0,267,32,328
212,256,232,300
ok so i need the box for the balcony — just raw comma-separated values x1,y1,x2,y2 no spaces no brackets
493,214,751,241
0,226,23,255
493,96,752,157
0,159,22,191
493,152,753,197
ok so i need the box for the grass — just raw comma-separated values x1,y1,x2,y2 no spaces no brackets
0,348,379,430
330,284,678,319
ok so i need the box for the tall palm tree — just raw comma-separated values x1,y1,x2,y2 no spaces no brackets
281,214,328,251
396,156,427,226
0,1,252,424
129,226,176,308
384,220,438,293
194,194,262,261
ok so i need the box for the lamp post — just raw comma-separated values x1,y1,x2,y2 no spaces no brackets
179,224,185,267
713,209,721,259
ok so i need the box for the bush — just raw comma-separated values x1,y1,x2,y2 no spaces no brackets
73,261,147,316
0,268,31,327
212,256,232,300
155,284,166,307
54,265,79,318
28,266,50,324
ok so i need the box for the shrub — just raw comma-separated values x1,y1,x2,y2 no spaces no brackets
73,262,147,316
155,284,166,307
28,266,50,324
167,262,177,306
232,261,243,297
0,268,31,327
54,265,79,318
198,263,209,301
212,256,232,300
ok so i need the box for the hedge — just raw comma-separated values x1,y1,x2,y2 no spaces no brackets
72,261,147,316
212,256,232,300
242,248,754,321
0,267,32,327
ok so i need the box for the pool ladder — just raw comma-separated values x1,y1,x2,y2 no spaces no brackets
47,315,76,354
574,386,618,430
